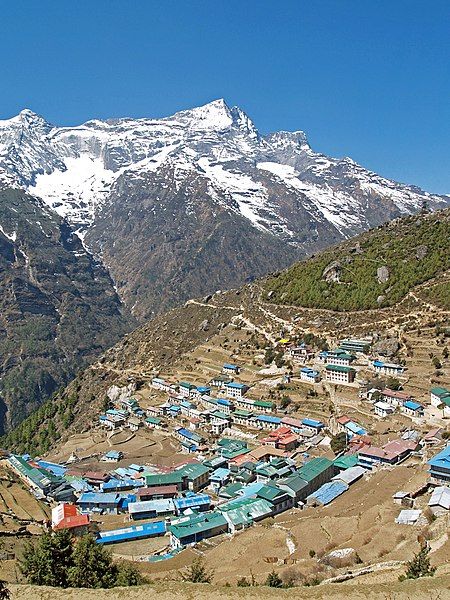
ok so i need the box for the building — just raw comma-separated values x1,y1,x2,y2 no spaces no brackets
144,471,186,491
51,503,90,534
209,410,231,435
231,409,254,427
430,387,450,407
430,387,450,416
427,445,450,484
325,365,356,384
335,416,367,437
300,367,321,383
173,494,211,515
102,451,123,463
296,457,336,498
223,363,240,375
218,497,272,533
289,343,314,363
127,416,141,432
145,416,163,429
255,415,282,430
136,485,178,501
175,462,210,492
359,439,418,467
306,480,349,506
77,492,123,514
428,486,450,516
151,378,178,393
168,512,228,548
381,389,413,407
173,427,204,452
209,374,233,389
372,360,405,376
178,382,197,398
401,400,424,418
374,401,395,418
301,418,324,434
225,382,249,399
339,338,371,354
128,499,175,520
262,426,298,452
209,468,231,492
252,400,274,414
278,474,309,506
256,484,294,514
319,349,355,367
96,521,166,545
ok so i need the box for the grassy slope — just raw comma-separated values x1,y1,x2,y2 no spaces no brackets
264,210,450,311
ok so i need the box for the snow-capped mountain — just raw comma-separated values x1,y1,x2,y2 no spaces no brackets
0,99,447,319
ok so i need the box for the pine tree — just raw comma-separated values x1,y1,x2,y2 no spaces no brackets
0,581,10,600
115,563,143,586
20,530,73,587
68,535,117,589
402,544,436,580
265,570,283,587
180,557,214,583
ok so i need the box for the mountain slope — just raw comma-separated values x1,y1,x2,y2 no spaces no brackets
0,189,134,432
4,209,448,454
0,100,447,319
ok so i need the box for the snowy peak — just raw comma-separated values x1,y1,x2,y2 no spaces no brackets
0,100,447,241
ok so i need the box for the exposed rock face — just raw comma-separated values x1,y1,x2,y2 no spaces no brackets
323,261,342,283
372,338,400,358
0,189,133,432
377,266,390,283
416,245,428,260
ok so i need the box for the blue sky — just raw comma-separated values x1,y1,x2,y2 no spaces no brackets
1,1,449,192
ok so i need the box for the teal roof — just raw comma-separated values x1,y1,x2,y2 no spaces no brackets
326,364,356,373
297,457,333,482
176,462,210,480
145,416,162,425
256,484,285,502
145,472,184,486
218,497,272,525
168,512,227,539
333,454,359,470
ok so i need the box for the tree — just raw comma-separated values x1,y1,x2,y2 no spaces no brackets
20,530,73,587
237,577,250,587
68,535,117,589
386,377,401,391
401,544,436,580
330,432,347,455
280,395,292,409
115,563,143,586
181,557,214,583
265,570,283,588
0,582,10,600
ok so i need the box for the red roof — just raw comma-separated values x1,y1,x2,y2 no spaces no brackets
83,471,109,481
336,415,351,425
360,439,417,461
382,389,412,400
136,485,178,497
281,416,303,429
54,514,90,530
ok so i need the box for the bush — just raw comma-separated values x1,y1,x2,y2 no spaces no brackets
401,544,436,580
265,570,283,588
180,557,214,584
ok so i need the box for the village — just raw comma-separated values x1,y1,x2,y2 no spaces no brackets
1,327,449,579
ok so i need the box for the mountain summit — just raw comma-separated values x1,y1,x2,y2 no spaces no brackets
0,100,448,319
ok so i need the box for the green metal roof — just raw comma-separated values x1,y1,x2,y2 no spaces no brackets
233,409,253,417
145,416,162,425
431,387,450,397
278,473,308,493
168,512,227,539
144,472,185,486
211,410,230,420
176,462,210,480
333,454,359,470
218,497,273,526
297,457,333,482
326,365,356,373
256,484,285,502
254,400,273,408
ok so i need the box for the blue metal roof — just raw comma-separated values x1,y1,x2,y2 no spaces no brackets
403,401,423,411
226,382,247,389
307,481,349,505
257,415,281,423
217,398,232,406
96,521,166,544
302,418,324,428
77,492,121,505
223,363,238,369
346,421,367,435
210,467,231,481
173,494,211,510
427,445,450,469
37,460,67,477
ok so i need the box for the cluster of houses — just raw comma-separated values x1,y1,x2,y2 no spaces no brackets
6,427,449,550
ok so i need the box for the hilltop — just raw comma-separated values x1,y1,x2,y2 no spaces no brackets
265,209,450,311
